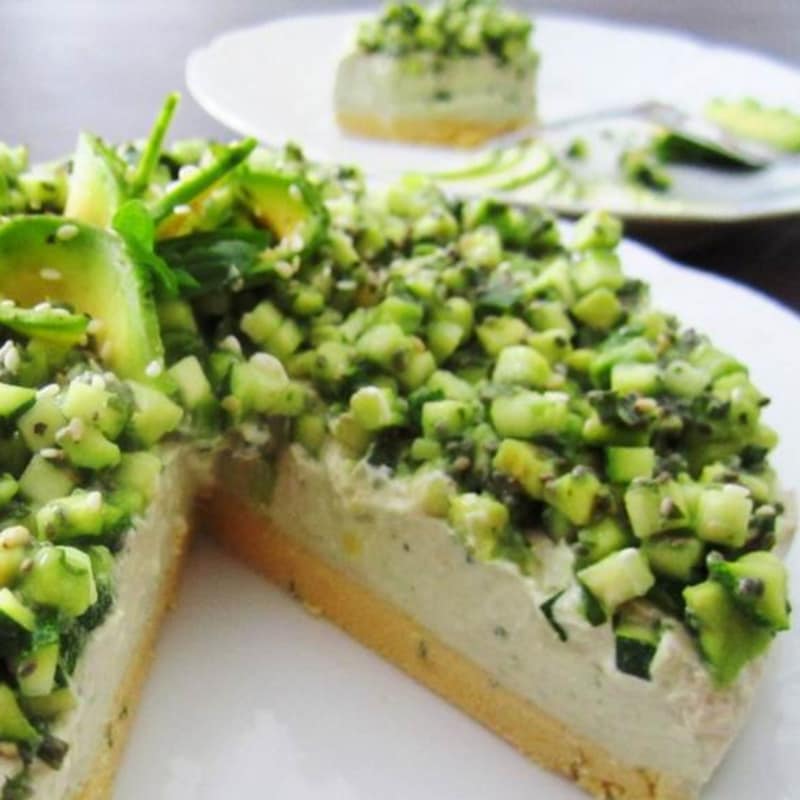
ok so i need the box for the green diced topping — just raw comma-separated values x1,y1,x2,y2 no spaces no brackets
578,548,655,617
448,492,509,562
490,390,569,438
695,485,752,547
21,546,97,618
492,345,550,388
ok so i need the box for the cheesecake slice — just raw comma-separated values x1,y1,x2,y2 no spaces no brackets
0,98,793,799
334,1,538,146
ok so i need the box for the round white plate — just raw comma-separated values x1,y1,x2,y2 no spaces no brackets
186,12,800,223
116,240,799,799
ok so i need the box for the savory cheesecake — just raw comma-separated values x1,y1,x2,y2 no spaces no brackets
334,1,538,146
0,96,793,799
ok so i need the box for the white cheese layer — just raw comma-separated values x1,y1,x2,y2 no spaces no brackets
249,444,763,796
334,52,536,125
5,446,212,798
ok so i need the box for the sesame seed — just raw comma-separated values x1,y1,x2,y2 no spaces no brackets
90,374,107,391
0,526,31,549
37,383,60,399
56,223,79,241
51,307,70,317
86,491,103,512
173,204,192,216
33,302,52,313
3,347,20,374
40,447,63,460
68,417,86,442
87,318,104,335
19,558,33,574
178,164,200,181
145,360,163,378
288,183,302,200
40,267,62,281
0,299,14,309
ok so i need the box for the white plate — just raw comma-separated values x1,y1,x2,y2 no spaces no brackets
116,239,799,799
186,12,800,223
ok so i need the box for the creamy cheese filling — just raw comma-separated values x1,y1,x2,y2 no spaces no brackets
334,52,536,124
236,443,765,795
3,446,213,798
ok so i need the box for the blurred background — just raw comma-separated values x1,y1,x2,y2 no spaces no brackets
1,0,798,308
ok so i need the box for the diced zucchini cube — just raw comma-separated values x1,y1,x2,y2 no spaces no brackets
578,548,655,616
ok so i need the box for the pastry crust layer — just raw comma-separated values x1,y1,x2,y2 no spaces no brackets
336,111,528,147
70,520,193,800
205,488,692,800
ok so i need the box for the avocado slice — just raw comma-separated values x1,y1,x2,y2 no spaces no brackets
64,132,127,228
706,98,800,153
238,167,328,258
0,216,162,379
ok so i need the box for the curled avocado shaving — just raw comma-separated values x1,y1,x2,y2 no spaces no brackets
0,216,162,380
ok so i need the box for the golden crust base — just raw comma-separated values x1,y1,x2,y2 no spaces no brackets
71,522,193,800
205,489,692,800
336,111,529,147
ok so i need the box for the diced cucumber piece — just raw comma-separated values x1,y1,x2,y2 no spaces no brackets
490,390,569,438
421,400,476,440
571,288,622,331
448,493,509,562
0,588,36,631
18,396,67,451
0,684,39,743
36,490,108,540
492,345,550,388
292,414,327,456
20,545,97,617
0,383,36,419
528,329,572,364
574,517,630,569
589,337,655,387
21,686,77,720
662,360,709,398
60,425,121,470
426,370,475,401
572,211,623,252
409,437,443,462
396,347,436,390
0,544,26,588
329,412,370,457
426,320,464,363
356,323,411,369
310,341,354,386
606,447,655,483
240,300,282,346
578,548,655,616
458,226,503,269
695,485,752,547
610,363,660,395
17,641,59,697
624,480,691,539
684,580,772,686
126,381,184,446
373,296,424,334
710,551,790,631
492,439,556,500
544,468,603,526
18,456,77,505
476,316,530,356
61,380,130,440
688,343,743,381
526,300,574,335
642,534,706,582
350,386,406,431
615,611,661,680
410,470,455,518
114,451,162,504
167,355,214,411
0,474,18,508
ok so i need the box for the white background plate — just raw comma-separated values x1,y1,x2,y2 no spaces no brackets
186,12,800,222
116,240,800,799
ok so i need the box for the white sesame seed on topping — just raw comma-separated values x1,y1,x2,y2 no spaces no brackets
221,395,241,414
3,347,20,374
33,302,52,313
220,335,242,354
145,360,163,378
51,307,70,317
40,447,63,461
178,164,200,181
0,299,15,309
56,223,79,241
86,491,103,512
240,421,271,446
87,318,104,335
68,417,86,442
37,383,60,399
0,526,31,549
274,260,295,279
90,374,107,391
288,183,302,201
39,267,62,281
173,204,192,216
